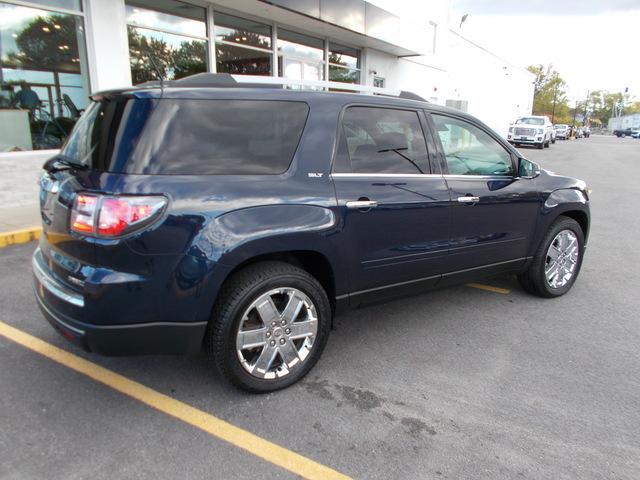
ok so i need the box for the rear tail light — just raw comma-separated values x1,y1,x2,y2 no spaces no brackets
70,194,167,237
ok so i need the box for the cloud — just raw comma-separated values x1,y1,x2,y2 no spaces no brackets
451,0,640,16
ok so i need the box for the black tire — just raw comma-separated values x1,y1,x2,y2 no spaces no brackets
552,137,556,144
207,261,331,393
537,142,544,149
518,216,585,298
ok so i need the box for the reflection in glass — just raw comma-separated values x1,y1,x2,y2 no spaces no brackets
277,29,323,61
0,2,89,151
125,3,206,38
329,66,359,84
128,26,207,84
214,12,271,50
329,43,359,70
328,43,359,84
22,0,81,11
216,43,271,76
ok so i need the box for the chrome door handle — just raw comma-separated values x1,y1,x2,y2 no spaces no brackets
346,200,378,209
457,196,480,203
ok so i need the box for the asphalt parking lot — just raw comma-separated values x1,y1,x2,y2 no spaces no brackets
1,135,639,479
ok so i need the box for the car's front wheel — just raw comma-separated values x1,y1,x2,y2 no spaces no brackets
518,216,585,298
207,261,331,393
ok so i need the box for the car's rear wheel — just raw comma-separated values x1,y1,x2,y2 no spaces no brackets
518,216,584,298
207,261,331,393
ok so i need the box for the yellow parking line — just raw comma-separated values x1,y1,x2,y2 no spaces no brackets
0,320,351,480
0,227,41,248
466,283,510,295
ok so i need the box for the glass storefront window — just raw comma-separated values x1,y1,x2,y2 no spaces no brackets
329,66,359,84
126,1,208,85
0,2,90,151
214,12,271,50
128,26,207,84
216,43,271,76
22,0,81,12
125,3,206,38
277,29,323,61
213,11,272,76
329,43,359,70
329,42,360,84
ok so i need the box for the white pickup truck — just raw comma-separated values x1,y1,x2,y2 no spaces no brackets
507,115,555,149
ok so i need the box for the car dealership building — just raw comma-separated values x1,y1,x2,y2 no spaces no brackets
0,0,534,155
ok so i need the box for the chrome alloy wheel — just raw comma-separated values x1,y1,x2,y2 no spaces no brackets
236,288,318,379
545,229,579,289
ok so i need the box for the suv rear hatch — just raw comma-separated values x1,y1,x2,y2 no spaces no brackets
37,90,310,325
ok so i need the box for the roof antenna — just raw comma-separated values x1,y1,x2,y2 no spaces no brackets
143,44,165,96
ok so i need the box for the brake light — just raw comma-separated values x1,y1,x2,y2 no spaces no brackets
70,194,166,237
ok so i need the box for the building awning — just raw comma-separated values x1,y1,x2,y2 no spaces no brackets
212,0,430,56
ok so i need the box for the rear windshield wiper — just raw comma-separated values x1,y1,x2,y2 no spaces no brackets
44,156,90,173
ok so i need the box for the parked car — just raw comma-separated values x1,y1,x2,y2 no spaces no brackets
576,128,584,139
630,129,640,138
507,115,554,149
582,126,591,138
614,128,635,137
554,124,570,140
33,73,591,392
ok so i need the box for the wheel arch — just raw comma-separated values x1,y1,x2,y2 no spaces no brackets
221,250,337,312
560,209,589,243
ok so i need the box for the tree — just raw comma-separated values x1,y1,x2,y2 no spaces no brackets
5,14,80,74
526,64,570,122
127,26,207,84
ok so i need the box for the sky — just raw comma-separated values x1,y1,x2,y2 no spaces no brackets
449,0,640,103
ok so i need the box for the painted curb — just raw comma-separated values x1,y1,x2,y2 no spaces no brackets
0,227,42,248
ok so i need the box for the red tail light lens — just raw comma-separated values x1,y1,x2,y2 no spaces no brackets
70,194,98,234
70,194,166,237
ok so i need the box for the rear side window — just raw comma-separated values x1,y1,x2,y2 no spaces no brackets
333,106,429,174
127,100,309,174
62,98,309,175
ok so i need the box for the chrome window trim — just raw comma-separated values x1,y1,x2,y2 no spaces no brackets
331,173,444,178
442,174,514,180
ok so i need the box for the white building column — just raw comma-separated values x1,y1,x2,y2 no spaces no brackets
84,0,132,92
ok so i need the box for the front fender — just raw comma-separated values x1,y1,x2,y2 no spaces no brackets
527,188,590,258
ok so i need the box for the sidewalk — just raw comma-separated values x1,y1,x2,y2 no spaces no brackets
0,203,40,232
0,150,55,243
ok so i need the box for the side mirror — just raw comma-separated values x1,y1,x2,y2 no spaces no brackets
517,157,540,179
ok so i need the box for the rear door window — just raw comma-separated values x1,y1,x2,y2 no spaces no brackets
333,106,430,174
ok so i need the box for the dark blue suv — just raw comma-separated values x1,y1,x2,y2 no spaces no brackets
33,73,590,392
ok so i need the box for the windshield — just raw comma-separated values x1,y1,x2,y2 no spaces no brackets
554,125,568,129
516,117,545,125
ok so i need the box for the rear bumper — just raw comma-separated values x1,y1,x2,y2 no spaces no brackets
34,291,207,355
33,249,207,356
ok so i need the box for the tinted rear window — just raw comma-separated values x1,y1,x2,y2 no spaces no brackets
61,98,309,175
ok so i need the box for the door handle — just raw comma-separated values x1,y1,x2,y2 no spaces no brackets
457,196,480,203
346,200,378,209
